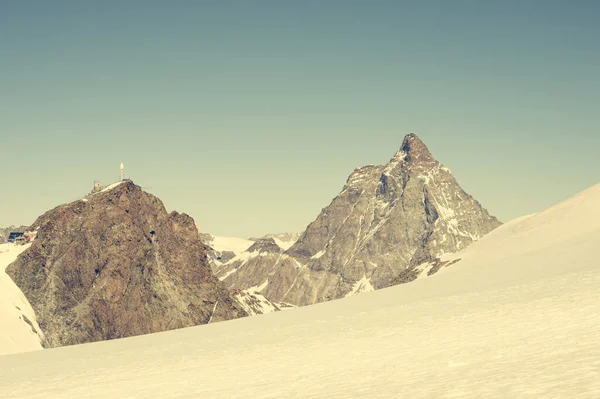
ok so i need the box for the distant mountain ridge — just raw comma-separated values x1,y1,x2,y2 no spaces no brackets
201,232,300,271
217,134,502,306
250,233,301,250
203,234,301,315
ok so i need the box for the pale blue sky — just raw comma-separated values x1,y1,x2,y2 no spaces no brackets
1,1,599,237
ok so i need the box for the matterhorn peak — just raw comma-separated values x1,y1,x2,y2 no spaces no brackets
220,132,502,307
400,133,434,162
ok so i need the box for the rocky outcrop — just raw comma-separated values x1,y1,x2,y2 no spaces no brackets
7,181,247,348
220,134,501,306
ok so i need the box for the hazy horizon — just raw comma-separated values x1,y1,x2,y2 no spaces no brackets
1,1,599,237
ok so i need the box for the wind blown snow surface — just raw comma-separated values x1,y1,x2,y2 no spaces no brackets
1,184,600,398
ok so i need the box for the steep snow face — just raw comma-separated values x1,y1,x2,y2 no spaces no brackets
0,243,44,355
0,183,598,397
429,183,600,287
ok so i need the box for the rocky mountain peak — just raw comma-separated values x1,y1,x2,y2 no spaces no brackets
382,134,436,175
7,180,247,348
223,133,502,307
399,133,435,163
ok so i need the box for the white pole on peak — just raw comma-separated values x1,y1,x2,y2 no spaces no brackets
120,163,125,181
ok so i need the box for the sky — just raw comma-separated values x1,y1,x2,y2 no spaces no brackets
1,1,599,237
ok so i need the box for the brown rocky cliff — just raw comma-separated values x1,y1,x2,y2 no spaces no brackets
7,181,247,348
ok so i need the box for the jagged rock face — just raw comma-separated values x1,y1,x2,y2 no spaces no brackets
7,181,247,348
223,134,501,306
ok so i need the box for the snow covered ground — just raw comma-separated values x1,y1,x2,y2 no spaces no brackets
0,243,44,355
1,184,599,398
207,235,254,255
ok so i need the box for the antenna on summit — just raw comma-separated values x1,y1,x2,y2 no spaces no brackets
120,163,125,181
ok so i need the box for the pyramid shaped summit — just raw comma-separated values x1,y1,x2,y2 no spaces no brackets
400,133,434,162
383,133,436,174
217,134,502,306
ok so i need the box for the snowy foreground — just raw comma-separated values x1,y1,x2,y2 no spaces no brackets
1,184,599,398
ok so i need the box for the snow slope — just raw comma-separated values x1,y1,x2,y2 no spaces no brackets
0,243,44,355
1,184,599,398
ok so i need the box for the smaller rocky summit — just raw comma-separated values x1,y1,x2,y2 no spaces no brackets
246,238,284,254
7,180,247,348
